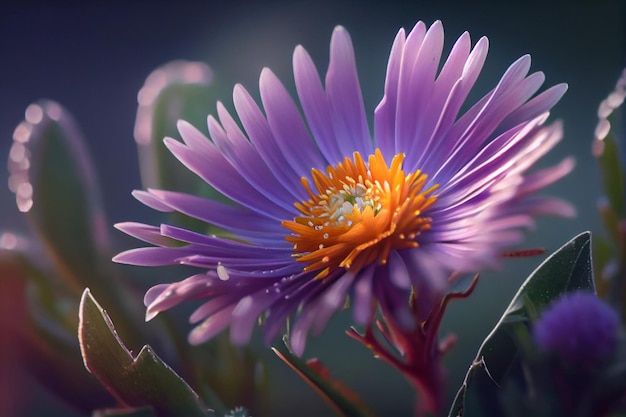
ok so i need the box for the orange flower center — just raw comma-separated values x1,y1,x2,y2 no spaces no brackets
282,149,438,279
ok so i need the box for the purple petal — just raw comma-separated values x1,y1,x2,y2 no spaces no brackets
189,304,236,344
352,265,376,325
374,266,414,330
190,296,240,324
144,274,214,320
164,135,291,220
412,36,489,173
395,21,445,158
374,27,406,157
516,157,575,197
208,105,300,207
387,250,412,289
310,272,354,335
159,223,287,252
326,26,372,157
113,247,193,266
145,189,287,238
293,45,343,164
428,55,535,180
132,190,174,212
233,84,308,198
114,222,178,247
499,83,568,133
260,68,326,176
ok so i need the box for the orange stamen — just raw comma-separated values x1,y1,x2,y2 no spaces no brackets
282,149,438,278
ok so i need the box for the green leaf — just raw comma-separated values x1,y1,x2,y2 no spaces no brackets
449,232,595,417
7,100,116,294
593,233,615,298
196,335,271,416
78,288,209,417
134,60,217,194
272,337,378,417
594,131,626,220
7,100,148,350
92,407,155,417
1,245,114,412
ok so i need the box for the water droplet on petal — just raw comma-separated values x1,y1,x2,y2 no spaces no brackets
217,263,229,281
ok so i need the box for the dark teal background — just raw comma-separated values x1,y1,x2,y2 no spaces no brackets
0,1,624,416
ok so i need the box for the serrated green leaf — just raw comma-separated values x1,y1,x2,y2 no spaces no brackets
78,289,209,417
449,232,595,417
272,337,378,417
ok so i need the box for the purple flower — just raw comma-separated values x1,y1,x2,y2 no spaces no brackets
114,21,574,355
533,291,620,366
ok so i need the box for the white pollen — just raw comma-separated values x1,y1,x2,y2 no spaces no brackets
308,221,314,227
323,233,329,239
319,244,324,249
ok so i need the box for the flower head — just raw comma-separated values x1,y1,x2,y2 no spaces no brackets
115,21,574,355
533,291,620,366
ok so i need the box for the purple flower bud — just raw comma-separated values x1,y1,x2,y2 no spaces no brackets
533,291,620,366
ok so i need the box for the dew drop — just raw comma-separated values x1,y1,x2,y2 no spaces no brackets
9,143,26,162
595,118,611,140
25,104,43,124
217,263,229,281
0,233,18,250
12,122,31,143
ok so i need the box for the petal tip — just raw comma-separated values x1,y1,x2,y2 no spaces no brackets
145,309,159,321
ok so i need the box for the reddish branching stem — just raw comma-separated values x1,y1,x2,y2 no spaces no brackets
346,274,480,417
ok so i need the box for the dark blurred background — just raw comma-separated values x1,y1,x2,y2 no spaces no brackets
0,1,624,416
